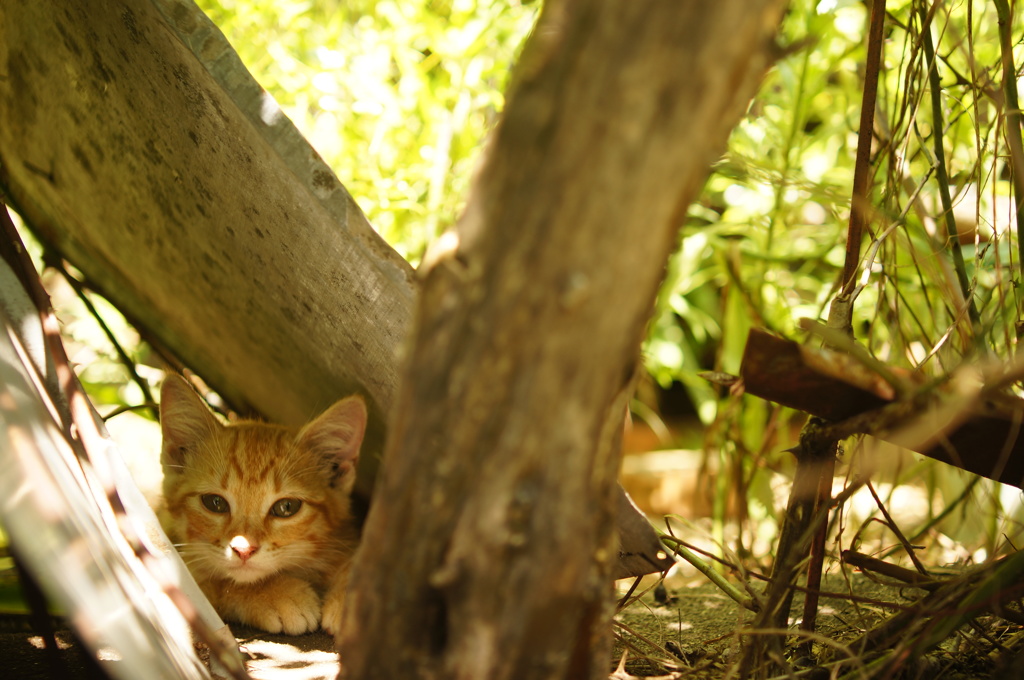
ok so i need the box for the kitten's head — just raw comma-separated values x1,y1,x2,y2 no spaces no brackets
159,375,365,585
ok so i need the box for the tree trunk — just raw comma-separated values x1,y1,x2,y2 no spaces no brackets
338,1,786,678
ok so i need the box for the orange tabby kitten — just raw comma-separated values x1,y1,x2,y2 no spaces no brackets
158,375,364,635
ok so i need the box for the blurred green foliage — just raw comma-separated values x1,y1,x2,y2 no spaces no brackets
196,0,538,262
32,0,1024,563
195,0,1024,410
193,0,866,425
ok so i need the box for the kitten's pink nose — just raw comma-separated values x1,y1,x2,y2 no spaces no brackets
229,535,259,562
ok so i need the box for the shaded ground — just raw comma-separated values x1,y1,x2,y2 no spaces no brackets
5,571,1021,679
0,618,341,680
614,572,1024,678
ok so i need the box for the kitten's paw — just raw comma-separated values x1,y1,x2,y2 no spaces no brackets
320,589,345,637
242,578,321,635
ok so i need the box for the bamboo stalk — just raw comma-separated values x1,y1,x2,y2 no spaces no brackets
993,0,1024,334
918,1,981,327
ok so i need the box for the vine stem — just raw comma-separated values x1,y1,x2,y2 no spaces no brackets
993,0,1024,335
838,0,887,300
48,256,158,421
919,1,981,327
657,533,759,612
797,0,886,660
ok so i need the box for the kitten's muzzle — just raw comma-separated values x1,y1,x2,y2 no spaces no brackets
229,535,259,562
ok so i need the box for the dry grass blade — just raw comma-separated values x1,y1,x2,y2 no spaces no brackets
845,548,1024,676
609,649,683,680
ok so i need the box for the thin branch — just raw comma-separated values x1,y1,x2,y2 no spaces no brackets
658,534,760,612
918,0,981,328
993,0,1024,331
866,480,928,574
838,0,888,301
48,256,158,421
881,476,980,560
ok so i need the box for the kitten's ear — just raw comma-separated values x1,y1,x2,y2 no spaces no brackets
296,395,367,485
159,375,221,469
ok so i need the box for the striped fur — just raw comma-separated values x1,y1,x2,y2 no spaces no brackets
158,375,364,635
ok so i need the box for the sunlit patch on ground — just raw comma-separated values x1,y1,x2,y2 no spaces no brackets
237,632,340,680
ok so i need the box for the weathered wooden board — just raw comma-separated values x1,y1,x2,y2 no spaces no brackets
0,232,239,680
0,0,413,504
0,0,413,421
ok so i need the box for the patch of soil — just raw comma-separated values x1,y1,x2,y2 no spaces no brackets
613,572,1024,678
0,617,341,680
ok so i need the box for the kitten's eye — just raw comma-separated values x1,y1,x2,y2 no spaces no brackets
270,498,302,518
200,494,229,514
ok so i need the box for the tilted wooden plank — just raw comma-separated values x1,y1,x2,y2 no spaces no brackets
0,0,412,504
0,254,241,679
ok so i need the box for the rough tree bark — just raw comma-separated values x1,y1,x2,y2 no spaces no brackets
338,1,786,679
